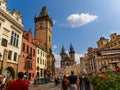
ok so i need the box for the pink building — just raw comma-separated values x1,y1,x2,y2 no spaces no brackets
19,30,37,80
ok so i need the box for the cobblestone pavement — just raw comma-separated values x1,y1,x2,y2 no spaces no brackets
29,80,94,90
29,82,61,90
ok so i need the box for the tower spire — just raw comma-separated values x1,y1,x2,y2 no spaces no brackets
69,43,75,53
61,44,65,53
39,6,49,17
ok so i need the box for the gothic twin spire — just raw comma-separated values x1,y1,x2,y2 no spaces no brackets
61,44,75,54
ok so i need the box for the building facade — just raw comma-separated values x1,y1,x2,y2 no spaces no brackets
96,33,120,71
84,33,120,74
60,44,76,68
36,47,47,78
19,31,36,80
0,0,24,79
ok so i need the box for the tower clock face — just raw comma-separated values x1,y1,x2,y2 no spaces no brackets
40,21,43,28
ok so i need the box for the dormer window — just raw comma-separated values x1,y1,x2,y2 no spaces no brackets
101,42,103,46
112,36,114,40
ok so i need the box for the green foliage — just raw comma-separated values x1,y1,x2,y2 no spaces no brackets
90,70,120,90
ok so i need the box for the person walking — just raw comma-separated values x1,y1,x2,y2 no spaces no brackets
79,74,85,90
84,74,91,90
7,72,28,90
68,71,78,90
0,74,3,90
22,75,30,87
61,75,69,90
33,76,39,87
2,77,13,90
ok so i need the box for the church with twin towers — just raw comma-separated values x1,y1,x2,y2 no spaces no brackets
60,44,76,68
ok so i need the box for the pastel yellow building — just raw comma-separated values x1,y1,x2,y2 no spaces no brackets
84,33,120,73
36,47,47,78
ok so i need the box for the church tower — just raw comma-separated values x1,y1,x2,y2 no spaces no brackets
69,43,75,61
34,6,55,78
60,44,76,68
34,6,53,53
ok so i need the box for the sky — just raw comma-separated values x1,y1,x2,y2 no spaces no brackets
7,0,120,68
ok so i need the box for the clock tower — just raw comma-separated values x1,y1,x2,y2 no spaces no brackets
34,6,53,53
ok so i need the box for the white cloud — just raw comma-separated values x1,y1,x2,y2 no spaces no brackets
53,52,83,68
52,45,57,49
67,13,98,28
52,19,56,24
53,52,61,68
75,53,83,64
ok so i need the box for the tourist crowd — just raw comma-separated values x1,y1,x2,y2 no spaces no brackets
0,72,30,90
59,71,91,90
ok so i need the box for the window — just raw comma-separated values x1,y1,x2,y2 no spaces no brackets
112,36,114,40
118,41,120,44
33,49,35,56
40,21,43,28
13,52,17,61
22,43,25,52
24,60,32,70
49,35,51,41
10,31,19,47
37,57,39,63
43,59,44,65
32,73,34,78
16,35,19,46
38,49,39,54
101,42,103,46
30,47,32,56
1,38,7,47
8,50,12,60
41,51,42,56
26,45,29,53
10,31,14,45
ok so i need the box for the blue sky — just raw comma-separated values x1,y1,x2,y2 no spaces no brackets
7,0,120,67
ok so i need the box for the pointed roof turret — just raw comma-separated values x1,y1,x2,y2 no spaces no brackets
39,6,49,17
61,45,65,53
69,43,75,53
34,13,37,18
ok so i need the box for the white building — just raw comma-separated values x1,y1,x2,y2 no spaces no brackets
36,47,47,78
0,0,24,78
